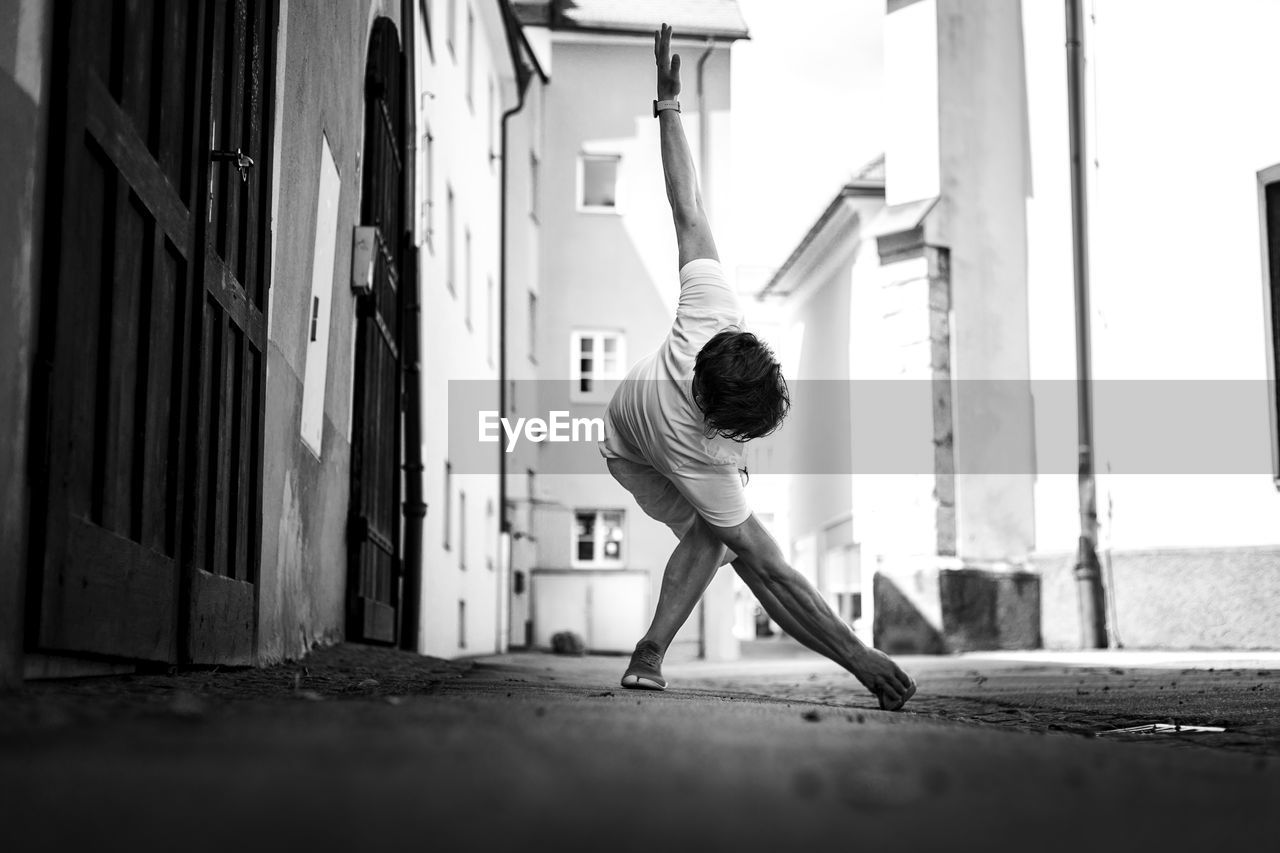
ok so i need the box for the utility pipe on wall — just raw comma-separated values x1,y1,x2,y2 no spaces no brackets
399,0,425,652
498,24,534,653
1065,0,1108,649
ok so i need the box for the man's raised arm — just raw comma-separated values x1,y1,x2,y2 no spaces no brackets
655,23,718,267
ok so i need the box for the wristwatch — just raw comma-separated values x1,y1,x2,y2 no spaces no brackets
653,99,680,117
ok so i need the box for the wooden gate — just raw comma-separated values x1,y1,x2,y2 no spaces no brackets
347,19,405,645
33,0,275,665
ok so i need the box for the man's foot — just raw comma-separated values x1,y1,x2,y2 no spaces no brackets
621,640,667,690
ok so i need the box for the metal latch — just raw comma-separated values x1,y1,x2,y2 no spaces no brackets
212,148,255,182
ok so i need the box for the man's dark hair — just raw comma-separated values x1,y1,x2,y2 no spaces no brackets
691,330,791,442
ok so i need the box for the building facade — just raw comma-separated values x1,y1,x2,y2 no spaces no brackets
511,1,747,658
764,0,1280,652
413,0,545,658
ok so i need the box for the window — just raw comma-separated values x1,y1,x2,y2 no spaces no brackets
458,600,466,649
529,151,539,221
421,125,434,249
464,227,472,329
579,153,621,211
419,0,433,60
573,510,625,566
443,460,453,550
488,76,496,167
446,185,455,295
465,5,475,110
446,0,456,58
570,331,626,399
528,291,538,363
487,275,495,367
1259,164,1280,486
459,491,467,569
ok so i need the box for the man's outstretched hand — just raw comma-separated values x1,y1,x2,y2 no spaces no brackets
654,23,681,101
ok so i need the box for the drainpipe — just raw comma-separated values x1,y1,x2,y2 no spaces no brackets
696,40,715,220
1065,0,1108,648
399,0,425,651
499,53,533,653
695,38,714,659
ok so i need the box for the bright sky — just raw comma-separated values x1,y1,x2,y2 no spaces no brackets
728,0,885,293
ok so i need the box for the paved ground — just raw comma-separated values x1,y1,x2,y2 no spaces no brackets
3,643,1278,852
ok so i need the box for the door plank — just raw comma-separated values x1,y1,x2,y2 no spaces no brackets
39,516,177,662
83,72,191,258
98,188,148,537
187,568,254,664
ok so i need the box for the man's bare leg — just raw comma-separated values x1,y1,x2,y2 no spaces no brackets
731,559,840,661
641,518,727,653
715,516,917,710
622,519,727,690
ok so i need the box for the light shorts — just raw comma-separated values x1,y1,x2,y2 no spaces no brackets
606,456,744,564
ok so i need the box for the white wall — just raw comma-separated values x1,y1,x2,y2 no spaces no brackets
1022,0,1280,553
417,0,516,657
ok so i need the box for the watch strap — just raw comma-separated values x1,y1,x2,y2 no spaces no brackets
653,99,681,118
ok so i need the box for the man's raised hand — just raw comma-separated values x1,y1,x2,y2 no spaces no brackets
655,23,681,101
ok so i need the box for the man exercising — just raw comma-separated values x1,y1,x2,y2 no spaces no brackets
599,24,917,711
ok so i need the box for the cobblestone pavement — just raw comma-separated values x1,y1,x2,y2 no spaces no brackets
667,645,1280,757
0,644,473,735
3,644,1278,853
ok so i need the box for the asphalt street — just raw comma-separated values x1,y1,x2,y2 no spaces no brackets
2,643,1278,852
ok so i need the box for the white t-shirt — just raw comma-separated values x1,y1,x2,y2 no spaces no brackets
600,258,751,528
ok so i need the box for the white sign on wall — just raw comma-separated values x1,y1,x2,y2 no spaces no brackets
300,133,341,457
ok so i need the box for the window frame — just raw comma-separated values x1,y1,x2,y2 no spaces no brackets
577,152,622,214
465,4,475,111
445,184,455,296
570,330,626,402
529,150,540,222
443,460,453,551
571,508,627,568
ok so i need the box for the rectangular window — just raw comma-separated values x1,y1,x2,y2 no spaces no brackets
488,76,496,167
1259,164,1280,487
529,151,540,222
446,0,456,58
487,275,495,367
570,331,626,400
528,291,538,364
419,0,433,61
579,153,621,211
421,125,434,249
573,510,625,566
459,491,467,569
465,5,475,109
464,227,473,329
446,185,455,295
443,460,453,550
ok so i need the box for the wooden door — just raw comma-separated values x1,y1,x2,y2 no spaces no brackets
347,19,405,645
184,0,275,664
33,0,274,665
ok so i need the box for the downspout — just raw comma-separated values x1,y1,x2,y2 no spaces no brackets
1065,0,1108,648
399,0,425,651
695,39,714,659
696,40,715,220
499,54,533,652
